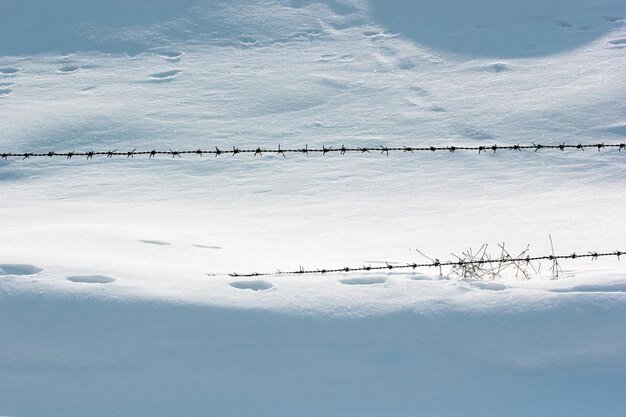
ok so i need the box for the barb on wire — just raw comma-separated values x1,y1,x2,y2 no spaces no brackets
2,142,625,161
228,250,624,278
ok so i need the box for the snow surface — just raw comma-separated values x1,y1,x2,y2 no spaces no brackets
1,1,626,416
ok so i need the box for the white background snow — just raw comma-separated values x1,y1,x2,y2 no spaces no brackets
1,1,625,416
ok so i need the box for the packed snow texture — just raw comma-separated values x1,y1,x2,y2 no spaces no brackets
1,0,625,416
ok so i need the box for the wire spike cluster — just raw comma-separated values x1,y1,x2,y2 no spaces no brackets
229,250,624,278
1,142,625,161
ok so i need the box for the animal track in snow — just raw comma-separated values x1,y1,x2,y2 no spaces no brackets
66,275,115,284
148,70,182,82
287,0,356,16
461,127,494,140
288,29,323,41
230,280,274,291
314,75,353,90
606,124,626,136
364,261,400,265
158,51,183,62
0,68,19,76
58,64,80,74
339,276,387,286
468,281,508,291
608,38,626,48
0,88,12,97
554,20,573,28
362,31,398,40
320,54,354,63
408,273,434,281
138,239,171,246
409,85,430,97
550,283,626,293
192,244,222,250
0,264,43,276
487,63,511,73
397,57,415,70
604,16,624,23
144,240,171,245
238,37,259,47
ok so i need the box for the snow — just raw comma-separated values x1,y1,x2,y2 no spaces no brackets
1,0,625,415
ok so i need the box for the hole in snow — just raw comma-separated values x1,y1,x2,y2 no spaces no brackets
0,264,43,276
66,275,115,284
230,280,274,291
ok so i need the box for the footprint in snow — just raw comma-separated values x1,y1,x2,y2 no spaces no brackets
362,31,398,40
288,29,323,41
0,67,19,76
230,280,274,291
0,88,12,97
138,239,171,246
148,70,182,82
608,39,626,48
66,275,115,284
240,36,259,44
0,264,43,276
410,85,430,97
158,51,183,62
550,283,626,293
487,63,511,73
605,124,626,136
58,64,80,74
467,281,508,291
554,20,573,28
409,273,434,281
320,54,354,63
339,276,387,286
192,244,222,250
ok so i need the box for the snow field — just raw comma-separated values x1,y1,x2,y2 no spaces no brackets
1,1,626,416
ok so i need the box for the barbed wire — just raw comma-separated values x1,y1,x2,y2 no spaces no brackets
229,250,624,277
1,142,625,160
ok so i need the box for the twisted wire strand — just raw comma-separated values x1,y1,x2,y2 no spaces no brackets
230,250,624,277
2,142,625,160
